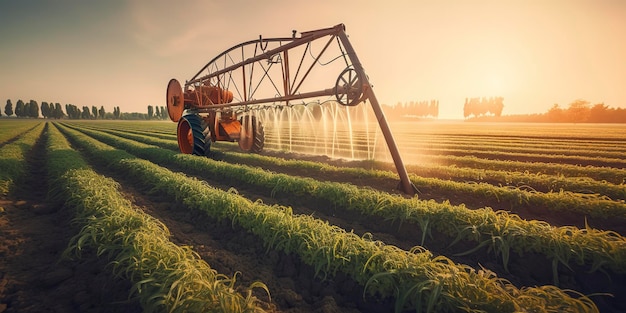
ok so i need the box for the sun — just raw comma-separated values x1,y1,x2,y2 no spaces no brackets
468,50,519,98
485,74,506,95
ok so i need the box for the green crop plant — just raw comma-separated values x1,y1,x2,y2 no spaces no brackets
57,122,626,279
417,154,626,185
47,124,269,313
0,122,45,195
110,158,600,312
214,151,626,201
56,123,599,313
65,122,626,215
0,120,42,145
72,120,626,184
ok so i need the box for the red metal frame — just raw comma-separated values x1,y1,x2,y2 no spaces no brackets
176,24,416,195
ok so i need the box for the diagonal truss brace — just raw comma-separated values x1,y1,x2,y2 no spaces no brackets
183,24,417,195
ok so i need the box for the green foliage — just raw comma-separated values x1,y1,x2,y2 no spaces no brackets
47,123,267,313
4,99,13,116
55,122,600,312
59,122,626,277
0,122,45,194
15,99,24,117
464,96,504,118
40,102,51,118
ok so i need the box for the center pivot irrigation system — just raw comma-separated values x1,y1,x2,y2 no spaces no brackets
166,24,417,195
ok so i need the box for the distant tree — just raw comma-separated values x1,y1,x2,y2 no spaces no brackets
23,100,32,118
41,102,51,118
546,104,565,122
463,96,503,118
588,103,609,123
15,100,25,117
25,102,31,117
65,104,72,119
160,106,167,120
82,106,91,119
65,104,79,119
565,99,590,123
491,97,504,117
28,100,39,118
99,106,106,119
91,106,97,119
154,105,161,119
54,103,64,119
70,104,80,119
429,100,439,117
147,105,154,119
5,99,13,117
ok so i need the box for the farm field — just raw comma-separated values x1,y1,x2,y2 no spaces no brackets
1,119,625,312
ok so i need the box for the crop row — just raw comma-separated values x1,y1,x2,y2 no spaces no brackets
415,154,626,184
66,123,626,220
392,122,626,140
0,122,45,195
82,122,626,159
393,132,626,154
55,122,599,313
0,120,42,146
265,139,626,168
72,121,626,186
46,124,268,313
394,133,626,152
209,149,626,202
264,133,626,160
59,122,626,281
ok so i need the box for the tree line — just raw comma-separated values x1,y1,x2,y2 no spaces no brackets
383,100,439,118
543,100,626,123
463,97,504,118
466,99,626,123
1,99,170,120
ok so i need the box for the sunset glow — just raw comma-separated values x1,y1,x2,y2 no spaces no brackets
1,0,624,119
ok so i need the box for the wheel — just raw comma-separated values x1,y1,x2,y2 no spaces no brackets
201,118,212,155
177,114,208,155
334,67,364,106
238,115,264,153
167,78,185,122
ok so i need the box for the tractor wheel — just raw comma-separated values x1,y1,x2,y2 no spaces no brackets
201,118,212,155
238,115,264,153
177,114,208,156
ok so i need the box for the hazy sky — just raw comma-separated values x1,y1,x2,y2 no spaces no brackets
1,0,624,119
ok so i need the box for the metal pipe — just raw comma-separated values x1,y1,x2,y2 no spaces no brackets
188,24,345,86
193,87,336,111
181,24,416,195
336,30,417,195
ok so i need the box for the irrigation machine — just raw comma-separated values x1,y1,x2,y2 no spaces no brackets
166,24,417,195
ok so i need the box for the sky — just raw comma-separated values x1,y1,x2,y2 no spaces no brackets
1,0,625,119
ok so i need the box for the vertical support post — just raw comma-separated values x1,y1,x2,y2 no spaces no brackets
337,28,416,195
363,88,416,195
283,50,290,106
